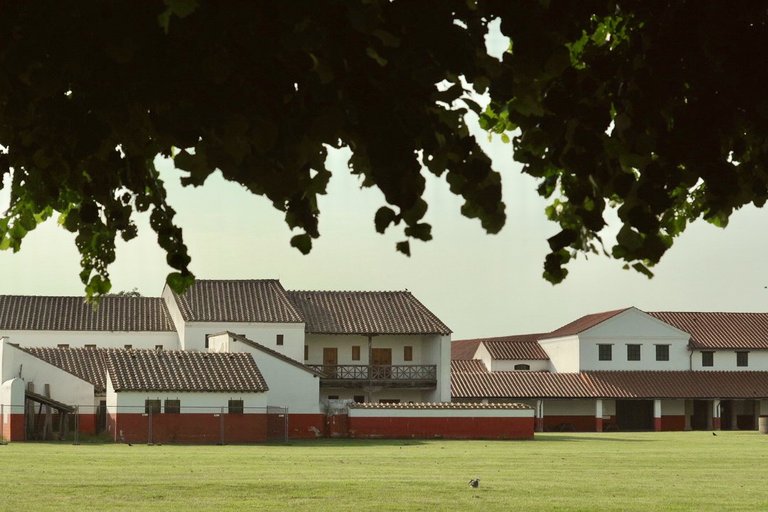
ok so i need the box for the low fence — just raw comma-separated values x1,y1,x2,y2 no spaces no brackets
0,403,289,444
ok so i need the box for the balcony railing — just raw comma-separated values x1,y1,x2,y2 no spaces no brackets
307,364,437,388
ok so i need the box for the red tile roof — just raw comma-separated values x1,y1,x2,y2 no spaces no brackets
451,368,768,400
540,308,630,339
349,402,531,410
286,291,451,335
649,311,768,349
478,333,549,360
227,332,324,377
0,296,174,331
22,347,107,393
451,359,488,373
106,349,268,392
172,280,303,323
451,339,481,360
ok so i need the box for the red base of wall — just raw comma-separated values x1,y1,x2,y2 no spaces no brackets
109,413,267,444
543,415,597,432
79,414,97,435
288,414,327,439
3,414,25,441
660,415,686,431
348,416,534,440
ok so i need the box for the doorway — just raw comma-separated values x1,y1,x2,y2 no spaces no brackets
615,400,654,430
323,347,338,377
372,348,392,379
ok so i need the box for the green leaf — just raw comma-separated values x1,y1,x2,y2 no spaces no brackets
395,240,410,256
290,234,312,254
374,207,398,233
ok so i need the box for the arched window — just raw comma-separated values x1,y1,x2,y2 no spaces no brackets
514,364,530,371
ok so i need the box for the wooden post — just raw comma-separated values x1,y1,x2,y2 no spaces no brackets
42,384,52,441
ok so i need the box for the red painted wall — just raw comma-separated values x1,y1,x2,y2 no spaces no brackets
288,414,326,439
109,413,267,444
79,414,97,435
3,414,25,441
543,415,596,432
348,416,534,440
660,415,686,431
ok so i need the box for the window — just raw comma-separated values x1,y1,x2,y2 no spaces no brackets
276,334,284,346
304,345,309,361
737,351,749,367
655,344,670,361
124,344,132,350
404,346,413,361
228,400,244,414
84,344,96,349
155,345,163,351
627,344,641,361
164,399,180,414
145,399,161,415
514,364,530,371
204,335,209,349
352,345,361,361
327,395,339,400
702,351,714,367
353,395,365,403
598,344,612,361
57,344,69,349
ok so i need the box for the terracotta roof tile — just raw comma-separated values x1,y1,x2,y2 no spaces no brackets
22,347,107,393
227,332,324,377
0,296,174,331
106,349,268,392
451,360,488,373
451,339,481,360
451,368,768,399
172,280,303,323
286,291,451,335
649,311,768,349
455,333,549,360
349,401,531,410
540,308,629,340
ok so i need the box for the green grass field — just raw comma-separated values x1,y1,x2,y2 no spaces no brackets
1,432,766,511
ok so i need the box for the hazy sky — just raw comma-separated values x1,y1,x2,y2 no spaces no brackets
2,25,767,340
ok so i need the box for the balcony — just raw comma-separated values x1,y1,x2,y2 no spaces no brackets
307,364,438,389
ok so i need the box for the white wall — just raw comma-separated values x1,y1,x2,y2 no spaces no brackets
1,339,94,407
577,308,691,371
691,349,768,371
184,322,305,359
208,333,321,414
0,330,180,350
105,373,268,414
539,336,581,372
321,388,428,404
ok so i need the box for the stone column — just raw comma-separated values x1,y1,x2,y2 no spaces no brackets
535,400,544,432
595,399,604,432
653,399,662,431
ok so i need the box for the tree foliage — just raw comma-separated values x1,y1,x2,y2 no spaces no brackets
0,1,765,296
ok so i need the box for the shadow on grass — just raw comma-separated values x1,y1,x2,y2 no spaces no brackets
535,434,655,442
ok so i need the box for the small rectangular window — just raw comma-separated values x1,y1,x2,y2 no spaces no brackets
352,345,361,361
404,346,413,361
514,364,530,371
328,395,339,400
124,344,132,350
304,344,309,361
228,399,244,414
737,351,749,367
656,344,670,361
598,344,612,361
627,344,641,361
155,345,163,351
276,334,284,346
57,344,69,349
702,351,714,367
84,344,96,349
164,399,180,414
205,335,209,349
145,399,161,415
353,395,365,403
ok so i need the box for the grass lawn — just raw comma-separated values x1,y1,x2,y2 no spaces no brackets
1,431,766,511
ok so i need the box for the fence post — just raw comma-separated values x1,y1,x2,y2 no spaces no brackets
73,406,80,445
220,407,225,445
148,409,153,445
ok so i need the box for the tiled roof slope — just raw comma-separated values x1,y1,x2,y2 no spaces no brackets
451,339,481,360
456,333,549,360
172,280,303,323
0,296,174,331
106,350,268,392
540,308,629,340
451,359,488,373
649,312,768,349
451,369,768,400
227,332,324,377
286,291,451,335
22,347,107,393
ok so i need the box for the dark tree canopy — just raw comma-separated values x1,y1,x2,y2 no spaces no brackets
0,1,765,296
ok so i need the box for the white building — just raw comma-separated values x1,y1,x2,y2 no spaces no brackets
452,307,768,432
0,279,454,441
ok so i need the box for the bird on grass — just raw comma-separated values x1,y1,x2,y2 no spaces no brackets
469,478,480,488
712,432,717,436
